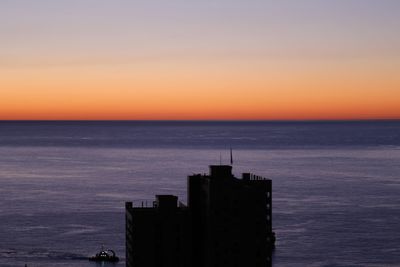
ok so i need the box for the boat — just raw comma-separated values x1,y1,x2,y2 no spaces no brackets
89,246,119,262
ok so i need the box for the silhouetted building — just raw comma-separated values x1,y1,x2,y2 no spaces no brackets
126,165,274,267
126,195,191,267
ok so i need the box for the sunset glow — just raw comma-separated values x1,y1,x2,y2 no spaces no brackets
1,1,400,120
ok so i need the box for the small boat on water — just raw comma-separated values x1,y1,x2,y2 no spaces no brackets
89,246,119,262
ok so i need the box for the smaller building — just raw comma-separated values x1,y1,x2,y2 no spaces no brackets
125,195,191,267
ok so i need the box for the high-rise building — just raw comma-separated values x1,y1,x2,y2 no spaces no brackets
126,165,275,267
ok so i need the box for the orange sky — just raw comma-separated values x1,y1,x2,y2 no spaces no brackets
1,1,400,120
1,59,399,120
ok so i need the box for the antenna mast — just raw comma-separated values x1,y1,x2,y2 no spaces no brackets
230,147,233,165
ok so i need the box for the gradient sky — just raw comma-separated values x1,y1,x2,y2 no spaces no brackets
1,0,399,120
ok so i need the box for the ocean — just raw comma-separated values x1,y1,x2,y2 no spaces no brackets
0,121,399,267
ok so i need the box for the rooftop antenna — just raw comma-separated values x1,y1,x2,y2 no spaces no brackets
230,147,233,165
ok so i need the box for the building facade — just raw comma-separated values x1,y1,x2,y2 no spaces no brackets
126,165,274,267
126,195,191,267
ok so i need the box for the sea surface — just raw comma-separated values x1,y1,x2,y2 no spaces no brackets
0,121,399,267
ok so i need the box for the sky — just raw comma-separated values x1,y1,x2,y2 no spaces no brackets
1,0,399,120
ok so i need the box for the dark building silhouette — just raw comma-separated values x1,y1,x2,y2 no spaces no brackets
126,195,191,267
126,165,275,267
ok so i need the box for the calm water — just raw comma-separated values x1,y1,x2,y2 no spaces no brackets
0,121,400,267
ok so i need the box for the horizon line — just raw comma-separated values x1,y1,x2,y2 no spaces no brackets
1,118,399,123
